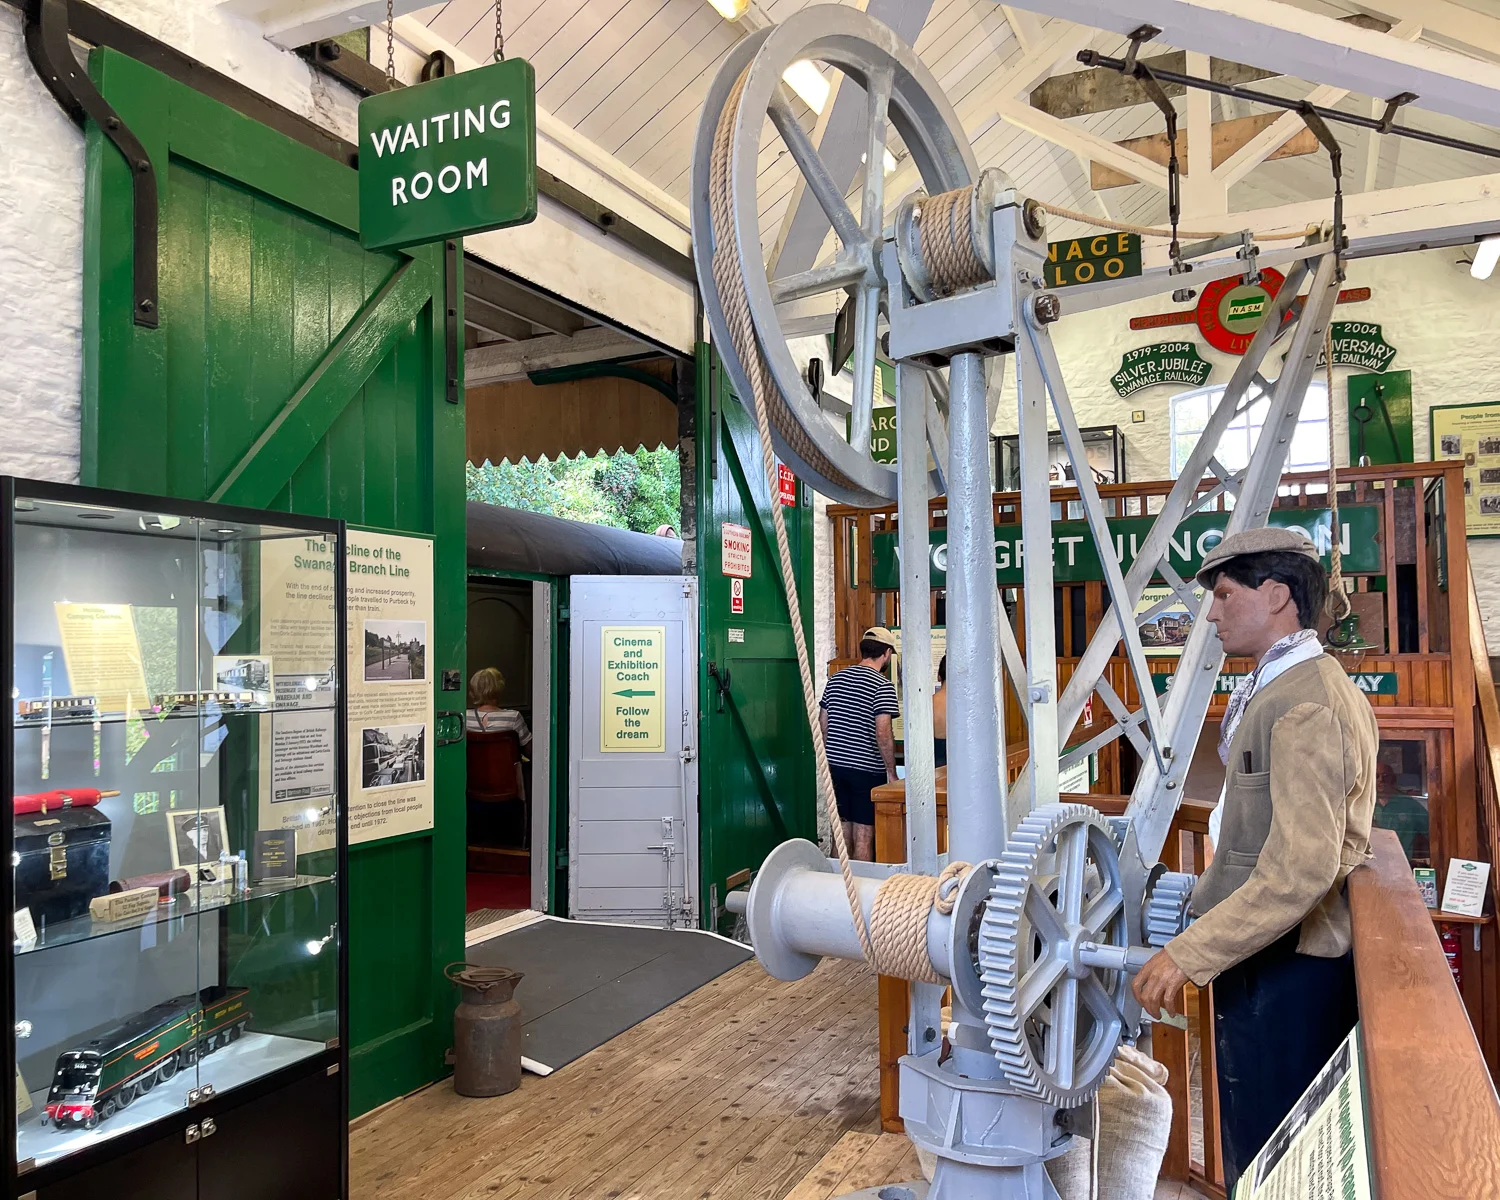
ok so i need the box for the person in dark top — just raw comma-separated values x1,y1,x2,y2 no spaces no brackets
819,627,900,861
932,655,948,769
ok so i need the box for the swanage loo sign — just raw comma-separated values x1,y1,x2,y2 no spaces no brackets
358,58,537,251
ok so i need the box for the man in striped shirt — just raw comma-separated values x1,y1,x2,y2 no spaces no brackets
819,627,900,861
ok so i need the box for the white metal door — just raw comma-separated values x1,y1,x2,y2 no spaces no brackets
569,575,698,926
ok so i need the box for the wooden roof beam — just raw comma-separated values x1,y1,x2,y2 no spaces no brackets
1213,20,1419,189
1000,0,1500,127
466,328,649,387
997,96,1170,189
1028,15,1387,119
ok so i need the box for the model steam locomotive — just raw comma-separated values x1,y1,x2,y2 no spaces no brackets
41,986,251,1131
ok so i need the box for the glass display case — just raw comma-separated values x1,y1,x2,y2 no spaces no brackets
2,478,347,1199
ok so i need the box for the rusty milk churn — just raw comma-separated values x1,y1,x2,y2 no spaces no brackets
446,963,525,1096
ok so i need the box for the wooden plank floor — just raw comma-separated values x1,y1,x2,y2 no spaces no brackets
351,957,881,1200
783,1131,1215,1199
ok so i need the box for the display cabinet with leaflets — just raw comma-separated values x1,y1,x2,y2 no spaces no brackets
1,478,348,1200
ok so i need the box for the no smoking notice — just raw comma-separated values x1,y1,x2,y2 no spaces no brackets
600,625,665,751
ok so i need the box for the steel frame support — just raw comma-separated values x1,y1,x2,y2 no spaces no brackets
896,360,947,1050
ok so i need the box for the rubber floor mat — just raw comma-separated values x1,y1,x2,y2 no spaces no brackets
463,917,751,1071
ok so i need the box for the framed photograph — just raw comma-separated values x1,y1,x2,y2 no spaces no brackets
212,654,273,705
1134,584,1199,657
361,723,427,790
996,425,1125,492
167,807,230,869
363,619,427,682
1430,401,1500,538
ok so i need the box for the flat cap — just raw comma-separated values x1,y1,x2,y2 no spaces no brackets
1195,527,1320,586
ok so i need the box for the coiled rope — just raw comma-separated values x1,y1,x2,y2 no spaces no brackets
710,67,969,984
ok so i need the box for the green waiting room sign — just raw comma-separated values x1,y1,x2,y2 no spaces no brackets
359,59,538,251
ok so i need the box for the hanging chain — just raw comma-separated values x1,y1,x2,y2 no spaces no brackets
385,0,395,84
494,0,504,61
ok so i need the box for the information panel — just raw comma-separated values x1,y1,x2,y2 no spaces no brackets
1431,400,1500,537
600,625,665,751
345,531,435,842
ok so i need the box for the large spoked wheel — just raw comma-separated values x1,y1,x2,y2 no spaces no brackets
978,805,1130,1108
692,5,980,506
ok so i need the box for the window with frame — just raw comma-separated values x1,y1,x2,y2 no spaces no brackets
1169,380,1329,480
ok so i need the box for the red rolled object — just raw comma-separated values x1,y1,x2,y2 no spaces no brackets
110,870,191,898
12,789,113,814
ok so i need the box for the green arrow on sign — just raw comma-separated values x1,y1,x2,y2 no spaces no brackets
613,688,656,698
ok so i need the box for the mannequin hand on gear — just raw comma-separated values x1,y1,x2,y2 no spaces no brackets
1133,948,1190,1017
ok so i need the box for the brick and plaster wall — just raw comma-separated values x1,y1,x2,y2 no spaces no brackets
0,0,360,483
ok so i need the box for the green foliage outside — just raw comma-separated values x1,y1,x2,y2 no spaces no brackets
466,445,680,535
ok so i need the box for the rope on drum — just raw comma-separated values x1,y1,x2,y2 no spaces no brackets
709,66,970,984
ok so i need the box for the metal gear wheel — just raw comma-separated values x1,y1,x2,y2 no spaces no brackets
977,803,1130,1108
1145,871,1198,948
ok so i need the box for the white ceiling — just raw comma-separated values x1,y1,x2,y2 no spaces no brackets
410,0,1500,252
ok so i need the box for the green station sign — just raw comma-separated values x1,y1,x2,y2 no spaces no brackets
1045,232,1142,288
1111,341,1213,397
358,59,537,251
1153,669,1397,696
869,505,1381,590
1328,322,1398,372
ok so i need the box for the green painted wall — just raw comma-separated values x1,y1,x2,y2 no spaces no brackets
81,48,465,1114
695,345,816,930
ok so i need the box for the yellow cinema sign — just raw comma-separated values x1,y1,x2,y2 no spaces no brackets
600,625,665,751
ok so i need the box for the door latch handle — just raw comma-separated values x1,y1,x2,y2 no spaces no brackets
707,662,732,713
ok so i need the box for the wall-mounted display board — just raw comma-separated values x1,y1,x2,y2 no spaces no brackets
1431,400,1500,537
996,425,1124,491
1348,371,1413,467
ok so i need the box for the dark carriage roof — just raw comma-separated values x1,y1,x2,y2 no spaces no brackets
467,502,684,578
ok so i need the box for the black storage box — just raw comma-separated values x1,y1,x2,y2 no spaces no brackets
14,806,112,926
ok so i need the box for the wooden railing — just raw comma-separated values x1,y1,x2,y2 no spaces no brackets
1350,829,1500,1197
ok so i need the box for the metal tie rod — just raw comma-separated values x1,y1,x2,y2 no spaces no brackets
1077,50,1500,162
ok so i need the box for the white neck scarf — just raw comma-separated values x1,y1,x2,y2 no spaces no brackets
1217,628,1324,765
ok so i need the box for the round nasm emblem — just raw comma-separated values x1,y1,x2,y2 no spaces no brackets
1196,268,1285,355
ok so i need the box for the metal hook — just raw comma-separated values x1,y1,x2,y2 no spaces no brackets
1298,103,1346,281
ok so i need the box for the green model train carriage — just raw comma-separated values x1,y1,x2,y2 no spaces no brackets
42,985,252,1130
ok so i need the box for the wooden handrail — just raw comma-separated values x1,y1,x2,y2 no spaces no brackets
1350,829,1500,1197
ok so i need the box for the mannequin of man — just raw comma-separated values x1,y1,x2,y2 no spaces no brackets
1132,528,1379,1190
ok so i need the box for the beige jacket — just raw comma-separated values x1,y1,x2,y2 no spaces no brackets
1166,654,1380,987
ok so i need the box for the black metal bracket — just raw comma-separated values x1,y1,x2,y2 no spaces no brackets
444,240,460,404
1125,31,1187,290
1122,24,1160,76
1378,91,1417,134
24,0,158,327
1298,103,1347,281
299,39,397,97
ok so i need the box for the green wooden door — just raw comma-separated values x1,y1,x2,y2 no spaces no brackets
81,48,465,1114
696,345,816,932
